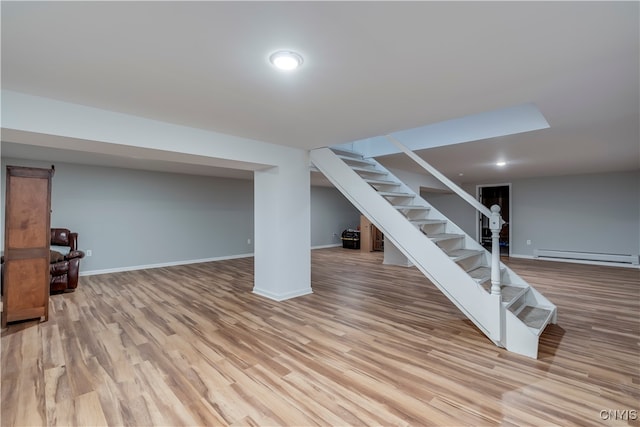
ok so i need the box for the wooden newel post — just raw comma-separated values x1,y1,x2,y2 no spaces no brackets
489,204,503,296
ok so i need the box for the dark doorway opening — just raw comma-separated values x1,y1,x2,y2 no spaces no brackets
477,184,510,256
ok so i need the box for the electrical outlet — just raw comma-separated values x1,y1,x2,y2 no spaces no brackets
526,240,531,246
86,249,92,256
247,238,251,245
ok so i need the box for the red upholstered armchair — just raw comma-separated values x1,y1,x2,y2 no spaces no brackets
50,228,85,293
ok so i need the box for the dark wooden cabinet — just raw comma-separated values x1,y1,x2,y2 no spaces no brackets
2,166,54,328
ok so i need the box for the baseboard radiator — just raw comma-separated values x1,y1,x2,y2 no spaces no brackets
534,249,640,265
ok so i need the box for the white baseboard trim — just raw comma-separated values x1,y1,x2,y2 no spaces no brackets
80,253,254,276
508,254,535,260
252,287,313,301
80,245,342,276
311,243,342,250
509,253,640,269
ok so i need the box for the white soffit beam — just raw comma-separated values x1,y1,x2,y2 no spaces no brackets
337,103,550,158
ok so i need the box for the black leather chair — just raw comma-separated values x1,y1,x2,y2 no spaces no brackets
50,228,85,292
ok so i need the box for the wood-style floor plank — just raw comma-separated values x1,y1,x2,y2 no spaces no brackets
2,247,639,426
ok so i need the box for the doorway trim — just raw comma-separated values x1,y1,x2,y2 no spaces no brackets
476,183,512,256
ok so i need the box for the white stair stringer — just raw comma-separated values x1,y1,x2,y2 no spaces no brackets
311,147,502,344
310,147,557,359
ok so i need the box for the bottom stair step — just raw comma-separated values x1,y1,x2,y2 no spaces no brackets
517,306,553,330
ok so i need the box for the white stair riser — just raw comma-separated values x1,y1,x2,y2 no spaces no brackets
456,254,485,272
419,222,447,235
435,238,465,254
340,157,377,167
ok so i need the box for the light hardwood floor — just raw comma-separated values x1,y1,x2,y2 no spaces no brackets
2,248,639,426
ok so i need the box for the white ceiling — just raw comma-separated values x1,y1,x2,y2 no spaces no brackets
1,1,638,184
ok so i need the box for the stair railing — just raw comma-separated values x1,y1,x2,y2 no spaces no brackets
386,135,506,296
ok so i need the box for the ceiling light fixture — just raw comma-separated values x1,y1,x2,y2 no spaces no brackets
496,161,507,167
269,50,303,71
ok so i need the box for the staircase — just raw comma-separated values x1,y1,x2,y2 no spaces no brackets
310,146,557,359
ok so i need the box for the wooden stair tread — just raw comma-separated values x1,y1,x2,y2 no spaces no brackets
365,178,400,186
469,266,491,281
470,265,504,282
351,166,387,174
338,156,377,166
517,306,553,330
447,249,482,261
473,268,527,303
394,205,430,210
378,191,414,197
330,148,362,158
500,285,528,303
411,219,446,225
428,233,464,242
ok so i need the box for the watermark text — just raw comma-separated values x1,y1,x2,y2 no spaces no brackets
599,409,638,421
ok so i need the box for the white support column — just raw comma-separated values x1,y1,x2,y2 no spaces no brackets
383,239,413,267
489,204,503,296
253,153,312,301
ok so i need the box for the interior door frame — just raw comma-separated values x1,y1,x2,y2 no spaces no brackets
475,183,512,257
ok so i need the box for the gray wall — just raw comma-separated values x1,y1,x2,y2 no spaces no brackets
311,186,361,247
510,171,639,257
423,171,640,258
1,157,360,273
422,189,477,237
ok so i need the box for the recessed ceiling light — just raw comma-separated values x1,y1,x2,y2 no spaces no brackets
496,161,507,167
269,50,303,71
